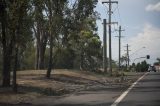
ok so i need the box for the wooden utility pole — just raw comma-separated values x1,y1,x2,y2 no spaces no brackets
115,26,125,71
103,19,107,72
127,44,129,66
102,0,118,75
125,44,131,68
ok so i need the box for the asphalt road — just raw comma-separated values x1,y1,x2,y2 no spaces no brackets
118,72,160,106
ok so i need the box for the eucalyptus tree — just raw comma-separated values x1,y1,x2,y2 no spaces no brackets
0,0,31,87
31,0,49,69
12,0,31,92
45,0,67,78
67,0,100,70
78,30,101,71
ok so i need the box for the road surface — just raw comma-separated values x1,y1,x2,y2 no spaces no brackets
118,72,160,106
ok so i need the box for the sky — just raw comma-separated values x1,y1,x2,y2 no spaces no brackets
96,0,160,65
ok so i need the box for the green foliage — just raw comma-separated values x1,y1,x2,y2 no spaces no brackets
157,58,160,63
136,63,141,72
20,43,36,70
54,47,75,69
141,61,149,72
0,0,33,86
112,60,118,68
135,61,149,72
74,30,101,71
120,56,128,65
154,58,160,65
0,0,103,77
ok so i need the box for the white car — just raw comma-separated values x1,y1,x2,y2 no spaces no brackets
148,66,156,72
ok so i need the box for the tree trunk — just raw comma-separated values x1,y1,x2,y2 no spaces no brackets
34,3,48,70
2,39,13,87
46,1,54,78
35,42,39,70
46,35,53,78
80,51,84,70
1,1,11,87
2,53,11,87
39,44,46,69
35,32,47,70
13,46,18,92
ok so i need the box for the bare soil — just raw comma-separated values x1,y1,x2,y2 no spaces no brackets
0,69,144,105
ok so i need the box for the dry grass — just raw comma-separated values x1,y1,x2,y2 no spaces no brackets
17,69,100,81
0,69,143,104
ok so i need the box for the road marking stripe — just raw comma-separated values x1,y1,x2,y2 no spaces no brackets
110,72,148,106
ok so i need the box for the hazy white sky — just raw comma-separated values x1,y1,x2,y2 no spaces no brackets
96,0,160,65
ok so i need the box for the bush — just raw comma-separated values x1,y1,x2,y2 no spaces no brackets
54,48,75,69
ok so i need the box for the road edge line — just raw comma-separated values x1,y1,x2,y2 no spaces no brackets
110,72,148,106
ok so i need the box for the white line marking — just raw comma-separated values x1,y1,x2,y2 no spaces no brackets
111,72,148,106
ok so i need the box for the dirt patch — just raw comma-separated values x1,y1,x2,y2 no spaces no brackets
0,70,144,105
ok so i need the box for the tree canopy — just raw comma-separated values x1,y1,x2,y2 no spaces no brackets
0,0,102,87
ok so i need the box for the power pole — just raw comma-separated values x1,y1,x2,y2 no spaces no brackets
125,44,131,68
102,0,118,75
127,44,130,66
103,19,107,72
115,26,125,71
